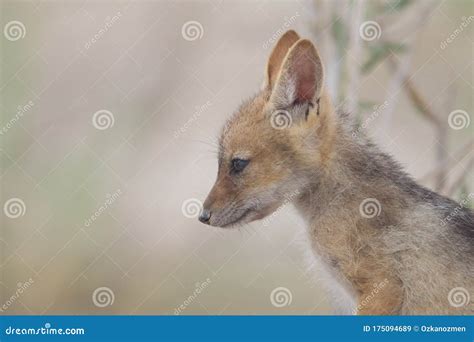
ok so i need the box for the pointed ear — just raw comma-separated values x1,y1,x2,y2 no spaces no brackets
264,30,300,90
270,39,324,107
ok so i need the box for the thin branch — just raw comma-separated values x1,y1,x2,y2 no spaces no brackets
387,57,442,126
345,0,365,115
313,0,341,99
387,56,451,191
379,41,416,132
435,84,457,191
420,139,474,183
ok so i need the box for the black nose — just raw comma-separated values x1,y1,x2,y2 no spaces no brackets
198,209,211,224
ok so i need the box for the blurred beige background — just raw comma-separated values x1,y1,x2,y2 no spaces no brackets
0,0,472,315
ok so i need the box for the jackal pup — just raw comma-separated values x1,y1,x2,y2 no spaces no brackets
199,30,473,315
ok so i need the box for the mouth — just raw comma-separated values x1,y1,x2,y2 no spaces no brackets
219,208,254,228
209,201,279,228
203,196,282,228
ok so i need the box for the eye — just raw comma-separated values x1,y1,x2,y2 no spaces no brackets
230,158,249,174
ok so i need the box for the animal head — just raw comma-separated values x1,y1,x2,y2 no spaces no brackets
199,30,336,227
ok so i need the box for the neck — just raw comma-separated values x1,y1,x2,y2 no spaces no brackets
294,111,415,225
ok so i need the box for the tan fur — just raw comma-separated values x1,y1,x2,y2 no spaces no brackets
201,31,474,314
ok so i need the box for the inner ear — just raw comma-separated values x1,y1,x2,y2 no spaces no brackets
290,49,318,102
271,39,324,108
